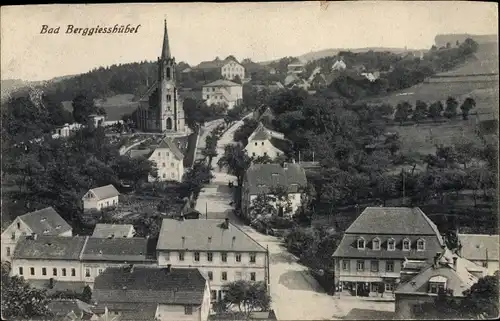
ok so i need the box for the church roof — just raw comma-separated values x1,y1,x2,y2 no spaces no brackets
139,81,158,102
161,19,171,59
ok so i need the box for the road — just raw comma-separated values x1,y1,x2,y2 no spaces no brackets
195,117,395,320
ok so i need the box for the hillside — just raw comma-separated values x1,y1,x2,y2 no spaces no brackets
435,33,498,47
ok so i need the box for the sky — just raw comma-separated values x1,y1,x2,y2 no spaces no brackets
1,2,498,81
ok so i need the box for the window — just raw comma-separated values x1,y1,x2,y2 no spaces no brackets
17,222,21,229
71,268,76,277
235,254,241,262
167,94,172,102
157,152,160,157
166,152,169,157
370,260,379,272
482,261,488,268
221,253,227,262
221,271,227,281
207,252,213,262
208,271,213,281
417,239,425,251
403,239,411,251
162,173,166,178
170,162,175,168
162,162,165,167
98,269,103,275
179,252,185,261
212,88,215,92
206,95,209,99
6,247,10,256
11,232,15,240
184,306,193,315
357,238,365,249
62,268,66,276
387,238,395,251
210,290,217,301
53,268,57,276
250,254,256,263
386,261,395,272
171,172,175,179
30,267,35,275
252,152,256,156
372,238,381,250
261,142,264,146
429,283,438,293
254,142,258,146
342,260,350,271
194,252,200,261
356,260,365,271
85,268,91,277
19,267,23,275
385,283,395,292
250,272,256,281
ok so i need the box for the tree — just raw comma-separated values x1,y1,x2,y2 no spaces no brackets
444,96,458,119
232,75,242,84
217,144,251,186
460,97,476,120
252,154,273,164
249,192,278,219
81,285,92,303
233,118,259,145
270,185,293,217
222,280,271,318
182,162,214,199
412,100,428,123
374,174,397,206
428,101,444,121
202,134,218,166
394,101,412,125
72,93,98,124
460,274,499,319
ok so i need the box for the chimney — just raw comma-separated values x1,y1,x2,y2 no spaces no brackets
452,257,458,270
225,218,230,229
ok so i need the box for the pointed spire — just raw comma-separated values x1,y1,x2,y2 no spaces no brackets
161,18,171,59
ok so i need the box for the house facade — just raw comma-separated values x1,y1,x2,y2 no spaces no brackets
202,80,243,110
244,123,289,160
156,218,268,303
221,59,245,80
457,234,499,275
332,207,445,297
1,207,72,263
147,137,185,182
82,184,120,211
241,163,308,220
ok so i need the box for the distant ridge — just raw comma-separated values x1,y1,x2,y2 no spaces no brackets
1,74,78,102
435,33,498,47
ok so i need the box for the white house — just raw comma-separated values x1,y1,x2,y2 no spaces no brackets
82,184,120,211
457,234,499,276
156,218,268,303
1,207,72,262
202,79,243,110
92,266,211,321
244,123,289,159
221,59,245,80
89,114,106,127
331,59,347,71
147,137,185,182
52,123,83,139
91,224,136,238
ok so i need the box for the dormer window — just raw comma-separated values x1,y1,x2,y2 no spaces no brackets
417,239,426,251
403,238,411,251
428,276,447,294
357,238,365,250
372,238,381,250
387,238,395,251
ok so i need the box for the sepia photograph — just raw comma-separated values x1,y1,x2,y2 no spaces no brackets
1,2,498,320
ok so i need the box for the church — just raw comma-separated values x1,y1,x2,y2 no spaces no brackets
136,20,186,133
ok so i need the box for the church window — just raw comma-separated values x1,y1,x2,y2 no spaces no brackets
166,67,171,79
167,94,171,102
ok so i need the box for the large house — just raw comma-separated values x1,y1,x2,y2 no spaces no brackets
1,207,72,262
244,123,289,159
241,163,308,219
82,184,120,211
136,20,186,133
147,137,185,182
197,56,246,81
457,234,499,275
202,79,243,110
92,266,211,321
395,248,487,319
332,207,444,297
156,218,268,303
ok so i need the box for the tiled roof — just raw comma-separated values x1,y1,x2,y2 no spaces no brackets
244,163,307,195
81,237,156,262
18,207,72,236
197,60,225,70
92,224,135,238
93,267,206,305
250,126,271,140
204,79,241,87
128,149,153,159
157,219,267,252
48,299,93,320
13,235,87,260
155,137,184,160
87,184,120,200
458,234,499,261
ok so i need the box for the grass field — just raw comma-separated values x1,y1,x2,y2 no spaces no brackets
436,42,499,76
62,93,138,121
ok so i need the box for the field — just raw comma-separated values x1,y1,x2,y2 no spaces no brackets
435,42,499,76
62,93,138,121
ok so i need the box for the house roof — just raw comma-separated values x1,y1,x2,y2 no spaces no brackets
48,299,94,320
92,224,135,238
93,266,206,305
155,137,184,160
284,74,301,86
458,234,500,261
208,311,278,320
87,184,120,201
128,149,153,159
81,237,156,262
157,219,267,252
197,59,226,70
117,306,158,321
203,79,241,87
244,163,307,195
17,207,72,236
13,235,88,261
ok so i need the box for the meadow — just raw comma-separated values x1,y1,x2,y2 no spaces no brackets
62,93,138,121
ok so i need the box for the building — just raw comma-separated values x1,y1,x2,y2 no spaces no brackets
156,218,268,302
147,137,185,182
221,59,245,80
92,266,211,321
244,123,290,159
1,207,72,262
395,248,487,319
287,63,305,75
52,123,83,139
457,234,499,275
89,114,106,127
241,163,308,219
91,224,136,239
202,79,243,110
332,207,444,297
283,73,301,87
136,20,186,133
82,185,120,212
361,72,380,82
331,59,347,71
48,299,94,321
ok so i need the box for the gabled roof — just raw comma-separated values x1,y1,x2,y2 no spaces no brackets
16,207,72,236
48,299,94,320
458,234,500,261
92,224,135,238
203,79,241,87
157,219,267,252
154,137,184,160
248,123,285,141
86,184,120,201
13,235,88,260
128,149,153,159
244,163,307,195
81,237,156,262
93,267,206,305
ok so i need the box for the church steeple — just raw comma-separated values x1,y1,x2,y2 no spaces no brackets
161,19,171,59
